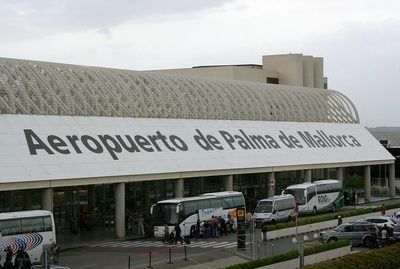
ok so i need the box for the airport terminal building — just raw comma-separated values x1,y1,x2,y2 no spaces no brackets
0,54,395,240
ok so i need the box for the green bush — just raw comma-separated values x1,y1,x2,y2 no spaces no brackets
268,202,400,231
304,242,400,269
221,240,349,269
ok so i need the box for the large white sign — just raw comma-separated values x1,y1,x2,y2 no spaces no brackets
0,115,394,183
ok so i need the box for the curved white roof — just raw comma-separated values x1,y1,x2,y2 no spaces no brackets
0,57,359,123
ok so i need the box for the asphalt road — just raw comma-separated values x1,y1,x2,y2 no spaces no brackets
59,200,396,269
60,229,324,269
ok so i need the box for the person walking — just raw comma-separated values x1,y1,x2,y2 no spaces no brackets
14,249,31,269
195,219,201,240
246,211,253,229
381,204,386,216
138,215,145,236
50,242,60,265
261,221,268,242
211,216,218,238
337,215,343,226
220,217,227,236
4,246,13,269
174,223,184,244
163,224,170,244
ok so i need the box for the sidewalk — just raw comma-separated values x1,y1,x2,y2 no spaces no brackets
57,227,149,250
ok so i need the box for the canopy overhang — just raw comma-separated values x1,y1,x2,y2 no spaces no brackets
0,114,393,190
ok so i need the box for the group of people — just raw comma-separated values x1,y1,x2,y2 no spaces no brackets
1,247,31,269
201,215,234,238
126,212,151,237
368,223,394,248
163,215,236,244
1,242,60,269
163,223,184,245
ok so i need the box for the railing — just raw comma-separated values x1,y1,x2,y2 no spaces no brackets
127,244,189,269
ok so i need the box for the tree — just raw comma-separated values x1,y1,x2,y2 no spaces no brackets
343,174,364,190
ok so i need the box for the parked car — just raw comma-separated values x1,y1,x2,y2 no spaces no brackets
320,222,379,247
356,216,397,229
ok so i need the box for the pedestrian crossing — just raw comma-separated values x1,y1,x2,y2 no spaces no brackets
90,240,239,249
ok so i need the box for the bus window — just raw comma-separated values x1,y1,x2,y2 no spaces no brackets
233,196,245,207
21,217,43,233
43,216,53,232
307,187,316,202
184,201,198,216
222,197,234,208
198,200,211,210
210,199,222,208
0,219,22,236
285,189,306,205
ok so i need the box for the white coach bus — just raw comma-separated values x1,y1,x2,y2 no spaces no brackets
151,191,245,238
283,179,344,215
0,210,56,265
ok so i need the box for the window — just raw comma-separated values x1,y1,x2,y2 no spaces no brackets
266,77,279,84
43,216,53,232
343,226,354,232
210,199,222,208
198,200,211,210
0,219,22,236
233,196,245,208
353,225,368,232
184,201,198,216
21,217,44,233
222,197,234,208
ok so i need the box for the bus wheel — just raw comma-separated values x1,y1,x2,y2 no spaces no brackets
313,207,318,215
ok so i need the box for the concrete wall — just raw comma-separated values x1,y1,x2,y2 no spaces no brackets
303,55,314,88
313,57,324,89
262,54,304,86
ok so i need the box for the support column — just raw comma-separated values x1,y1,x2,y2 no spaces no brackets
142,181,150,213
336,167,344,181
364,166,371,203
389,163,396,198
23,190,32,210
88,185,96,213
224,175,234,191
267,172,275,198
175,178,184,198
304,169,312,183
115,183,125,239
41,188,53,212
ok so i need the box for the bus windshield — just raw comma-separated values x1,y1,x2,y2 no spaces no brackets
152,203,179,226
284,189,306,205
255,201,273,213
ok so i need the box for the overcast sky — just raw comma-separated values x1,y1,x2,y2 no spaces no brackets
0,0,399,127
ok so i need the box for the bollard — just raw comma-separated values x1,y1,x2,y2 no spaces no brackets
128,256,131,269
167,247,173,264
148,251,153,268
183,245,189,261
